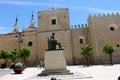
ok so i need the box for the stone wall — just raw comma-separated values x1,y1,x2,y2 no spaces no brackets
38,8,70,32
0,31,38,66
88,13,120,64
70,25,93,64
37,30,73,65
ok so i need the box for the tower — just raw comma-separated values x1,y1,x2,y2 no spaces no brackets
29,11,35,28
37,8,73,65
88,13,120,64
13,17,19,32
38,8,70,32
23,11,37,32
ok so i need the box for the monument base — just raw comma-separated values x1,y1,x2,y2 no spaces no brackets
39,69,71,76
38,50,72,76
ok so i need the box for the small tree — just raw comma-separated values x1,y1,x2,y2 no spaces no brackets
103,43,115,65
20,47,32,65
9,50,18,63
0,50,11,67
80,45,94,67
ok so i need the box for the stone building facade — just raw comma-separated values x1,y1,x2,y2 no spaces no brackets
88,13,120,64
0,8,120,66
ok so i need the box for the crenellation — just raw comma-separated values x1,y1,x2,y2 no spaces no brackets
78,24,80,27
85,24,87,27
116,12,119,15
112,12,115,16
71,24,88,29
74,25,77,28
93,14,97,18
71,25,73,28
98,13,101,17
81,24,84,27
52,8,54,10
91,12,120,19
107,13,110,16
102,13,106,17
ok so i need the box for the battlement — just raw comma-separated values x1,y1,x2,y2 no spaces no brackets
89,12,120,18
71,24,88,29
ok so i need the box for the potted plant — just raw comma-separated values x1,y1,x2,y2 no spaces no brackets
14,62,23,74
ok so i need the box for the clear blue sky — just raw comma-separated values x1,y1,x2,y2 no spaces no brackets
0,0,120,34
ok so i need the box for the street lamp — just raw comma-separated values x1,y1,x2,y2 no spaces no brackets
15,32,25,62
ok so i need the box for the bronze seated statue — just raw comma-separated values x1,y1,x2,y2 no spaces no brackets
47,33,64,50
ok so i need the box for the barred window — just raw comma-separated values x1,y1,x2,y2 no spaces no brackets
80,39,83,44
51,19,56,25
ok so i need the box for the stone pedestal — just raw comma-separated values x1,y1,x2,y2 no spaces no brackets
39,50,71,76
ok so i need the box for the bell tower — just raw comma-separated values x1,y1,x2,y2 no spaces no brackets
13,17,19,32
29,11,35,28
38,8,70,32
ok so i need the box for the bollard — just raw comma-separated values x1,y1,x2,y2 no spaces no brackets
118,76,120,80
50,77,56,80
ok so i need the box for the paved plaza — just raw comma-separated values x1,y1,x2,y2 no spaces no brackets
1,64,120,80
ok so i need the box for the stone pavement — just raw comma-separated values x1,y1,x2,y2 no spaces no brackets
0,67,40,80
1,64,120,80
0,68,11,77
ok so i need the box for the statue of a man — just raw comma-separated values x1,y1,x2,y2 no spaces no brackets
47,33,57,50
47,33,64,50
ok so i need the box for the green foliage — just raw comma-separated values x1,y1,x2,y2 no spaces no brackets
0,50,11,67
103,43,115,65
103,43,115,54
9,50,18,62
20,46,32,65
20,47,32,59
79,45,94,67
0,50,10,59
80,45,94,56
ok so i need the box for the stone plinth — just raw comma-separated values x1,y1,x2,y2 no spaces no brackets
39,50,71,76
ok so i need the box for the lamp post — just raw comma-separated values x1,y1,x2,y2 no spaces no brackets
15,32,25,62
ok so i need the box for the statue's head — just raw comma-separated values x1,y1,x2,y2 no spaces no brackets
52,33,55,36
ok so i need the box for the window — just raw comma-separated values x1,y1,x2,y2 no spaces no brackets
117,44,119,47
14,49,17,51
51,19,56,25
110,27,114,31
108,23,118,32
1,50,3,52
27,41,33,46
80,39,83,44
